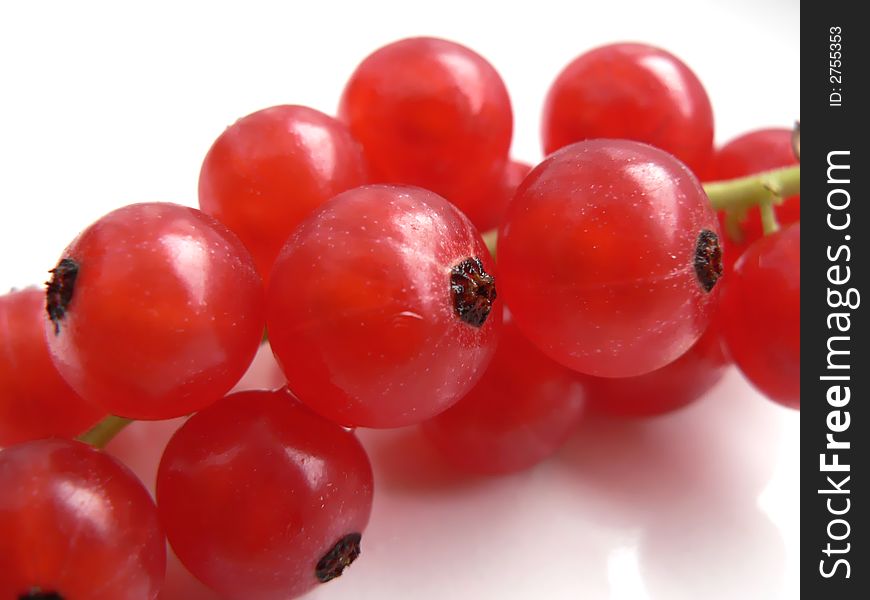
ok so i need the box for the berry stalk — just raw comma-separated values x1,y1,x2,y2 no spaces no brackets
703,164,800,213
77,415,133,449
759,201,781,234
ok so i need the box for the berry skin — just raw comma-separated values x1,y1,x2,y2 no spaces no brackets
498,139,721,378
0,439,165,600
339,37,513,228
156,389,374,600
422,318,585,474
1,288,103,446
707,128,800,269
721,223,800,408
105,344,286,600
583,320,728,418
45,202,265,420
198,105,369,281
542,43,714,175
466,159,533,231
267,184,501,428
106,418,223,600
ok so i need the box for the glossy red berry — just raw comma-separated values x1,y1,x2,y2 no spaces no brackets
465,159,533,231
583,321,728,418
339,37,513,228
0,439,165,600
1,288,103,446
498,140,722,377
708,128,800,269
198,105,369,281
422,318,585,474
267,184,501,428
542,43,714,175
106,418,223,600
156,389,374,600
721,223,800,408
45,202,265,420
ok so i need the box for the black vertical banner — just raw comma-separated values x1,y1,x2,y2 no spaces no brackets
802,3,868,597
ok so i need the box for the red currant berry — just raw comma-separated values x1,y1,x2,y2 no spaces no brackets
465,159,533,231
106,418,224,600
708,128,800,269
339,37,513,228
422,318,585,474
156,389,374,600
1,288,103,446
267,184,501,428
45,202,265,420
583,321,728,418
106,417,227,600
198,105,369,281
0,439,165,600
542,43,714,175
721,223,800,408
498,140,722,377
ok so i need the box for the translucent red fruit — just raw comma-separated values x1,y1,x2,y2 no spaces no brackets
422,318,586,474
498,139,722,378
465,159,533,231
157,389,374,600
721,223,800,408
542,42,714,175
583,320,728,418
106,346,286,600
707,128,800,270
1,288,103,446
106,418,223,600
198,105,369,281
0,439,165,600
267,184,501,428
339,37,513,228
45,202,265,420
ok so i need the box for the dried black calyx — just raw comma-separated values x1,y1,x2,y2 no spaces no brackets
450,256,497,328
20,590,64,600
46,258,79,335
694,229,723,293
316,533,362,583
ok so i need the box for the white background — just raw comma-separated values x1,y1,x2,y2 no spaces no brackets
0,1,800,599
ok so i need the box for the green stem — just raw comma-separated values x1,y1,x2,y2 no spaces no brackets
482,229,498,258
77,415,132,449
759,201,781,234
703,165,800,212
724,210,745,244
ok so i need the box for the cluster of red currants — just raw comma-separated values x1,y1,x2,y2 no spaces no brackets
1,38,799,599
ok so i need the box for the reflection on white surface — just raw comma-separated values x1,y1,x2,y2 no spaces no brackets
758,414,801,600
106,345,800,599
608,543,651,600
309,369,799,599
